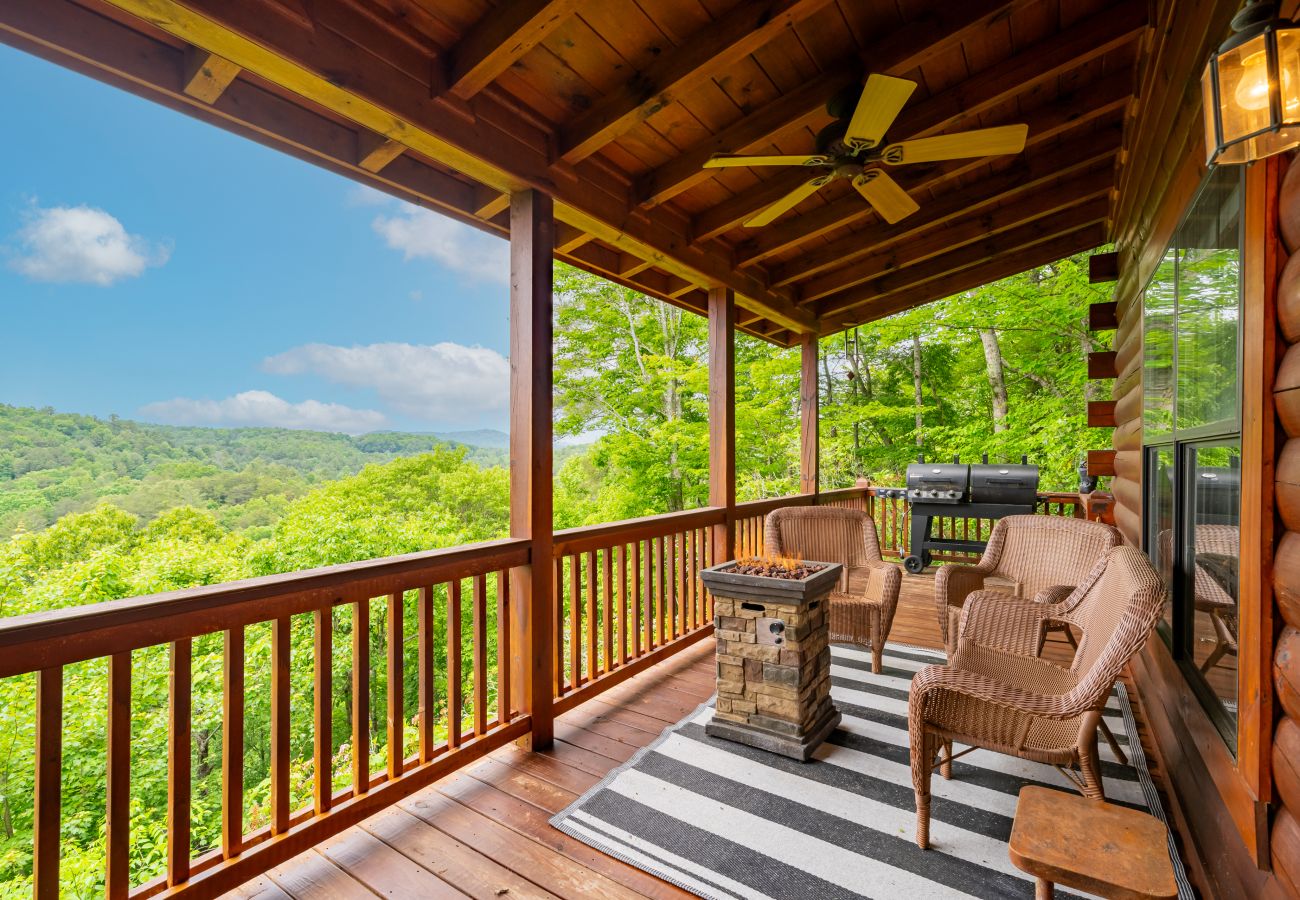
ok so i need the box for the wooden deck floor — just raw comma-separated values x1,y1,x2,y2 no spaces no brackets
224,569,1181,900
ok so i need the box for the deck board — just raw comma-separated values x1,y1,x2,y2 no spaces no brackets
243,568,1179,900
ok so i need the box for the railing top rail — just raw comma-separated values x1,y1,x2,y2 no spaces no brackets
816,486,870,501
733,493,816,517
552,506,726,556
0,536,531,678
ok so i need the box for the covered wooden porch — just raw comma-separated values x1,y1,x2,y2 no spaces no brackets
0,0,1258,898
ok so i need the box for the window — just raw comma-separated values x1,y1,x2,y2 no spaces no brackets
1141,165,1242,751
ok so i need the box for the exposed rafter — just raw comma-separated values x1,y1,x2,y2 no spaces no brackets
355,132,404,172
446,0,584,100
816,224,1108,331
558,0,835,165
181,47,239,103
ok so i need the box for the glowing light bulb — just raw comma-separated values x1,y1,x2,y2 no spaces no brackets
1235,50,1274,111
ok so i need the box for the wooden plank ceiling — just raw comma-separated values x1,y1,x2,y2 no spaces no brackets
0,0,1149,345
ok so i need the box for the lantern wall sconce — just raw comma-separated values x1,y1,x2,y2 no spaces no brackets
1203,0,1300,164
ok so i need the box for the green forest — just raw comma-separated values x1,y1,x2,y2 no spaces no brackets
0,255,1109,896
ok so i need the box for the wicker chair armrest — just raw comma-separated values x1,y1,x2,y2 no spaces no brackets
957,591,1056,657
909,664,1068,721
863,559,902,635
934,563,995,649
1031,585,1075,606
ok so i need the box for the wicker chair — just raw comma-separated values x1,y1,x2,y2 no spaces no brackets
1158,525,1239,674
764,506,902,673
934,515,1121,655
908,545,1163,849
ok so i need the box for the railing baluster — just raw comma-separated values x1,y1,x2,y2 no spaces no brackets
448,580,462,749
473,574,488,737
552,559,564,697
223,628,244,854
314,609,332,813
106,651,131,899
33,666,62,900
168,638,192,887
687,528,698,632
676,532,687,638
569,554,582,687
417,586,435,762
637,539,648,657
386,593,403,779
272,616,291,834
352,599,370,796
584,549,597,683
601,548,613,676
617,543,628,667
497,570,511,725
655,535,666,647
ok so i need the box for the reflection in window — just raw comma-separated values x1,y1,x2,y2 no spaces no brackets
1186,443,1240,728
1143,251,1176,440
1175,172,1241,431
1148,448,1175,635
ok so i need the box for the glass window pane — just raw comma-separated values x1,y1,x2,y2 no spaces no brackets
1175,169,1241,431
1147,447,1176,636
1185,442,1240,736
1143,250,1177,439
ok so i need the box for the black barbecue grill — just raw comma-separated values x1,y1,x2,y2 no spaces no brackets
900,457,1040,574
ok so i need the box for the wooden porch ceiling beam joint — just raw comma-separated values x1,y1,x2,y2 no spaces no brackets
181,47,239,103
694,1,1145,243
559,0,835,165
446,0,584,101
356,131,404,173
634,0,1026,208
87,0,815,335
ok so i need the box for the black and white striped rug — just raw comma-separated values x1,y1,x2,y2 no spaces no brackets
552,643,1192,900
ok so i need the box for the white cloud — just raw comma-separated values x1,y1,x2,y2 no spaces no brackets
139,390,386,434
371,206,507,284
8,204,169,286
262,341,508,423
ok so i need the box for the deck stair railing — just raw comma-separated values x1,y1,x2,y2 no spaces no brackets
0,483,1081,898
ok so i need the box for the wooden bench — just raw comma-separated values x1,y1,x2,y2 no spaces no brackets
1008,785,1178,899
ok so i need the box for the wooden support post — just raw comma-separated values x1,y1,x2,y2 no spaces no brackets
800,333,819,496
709,287,736,563
509,188,555,751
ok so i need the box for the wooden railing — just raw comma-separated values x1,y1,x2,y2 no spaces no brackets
863,487,1085,561
1,488,880,899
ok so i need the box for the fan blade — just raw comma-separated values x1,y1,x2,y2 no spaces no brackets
882,124,1029,165
744,176,830,228
853,170,920,224
845,74,917,150
704,154,828,168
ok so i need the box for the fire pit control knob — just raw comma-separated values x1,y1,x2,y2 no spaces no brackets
769,620,785,645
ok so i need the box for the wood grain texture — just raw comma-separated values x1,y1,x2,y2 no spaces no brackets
1279,251,1300,344
1282,155,1300,254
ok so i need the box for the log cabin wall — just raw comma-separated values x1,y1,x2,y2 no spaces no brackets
1105,2,1298,897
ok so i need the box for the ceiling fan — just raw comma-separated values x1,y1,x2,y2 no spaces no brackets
703,74,1029,227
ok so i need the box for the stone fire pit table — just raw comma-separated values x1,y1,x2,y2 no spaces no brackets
699,559,842,761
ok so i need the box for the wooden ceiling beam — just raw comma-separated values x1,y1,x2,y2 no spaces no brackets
446,0,584,100
813,195,1111,318
632,0,1023,208
558,0,834,165
181,47,239,102
85,0,815,333
356,132,405,172
765,125,1122,289
693,1,1144,243
733,71,1132,267
815,223,1108,332
799,170,1114,304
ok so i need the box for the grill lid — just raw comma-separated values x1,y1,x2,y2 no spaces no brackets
969,463,1039,505
906,463,969,503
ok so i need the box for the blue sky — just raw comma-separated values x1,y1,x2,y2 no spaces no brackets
0,43,513,434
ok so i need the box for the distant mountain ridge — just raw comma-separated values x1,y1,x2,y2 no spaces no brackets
0,404,512,537
432,429,509,449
